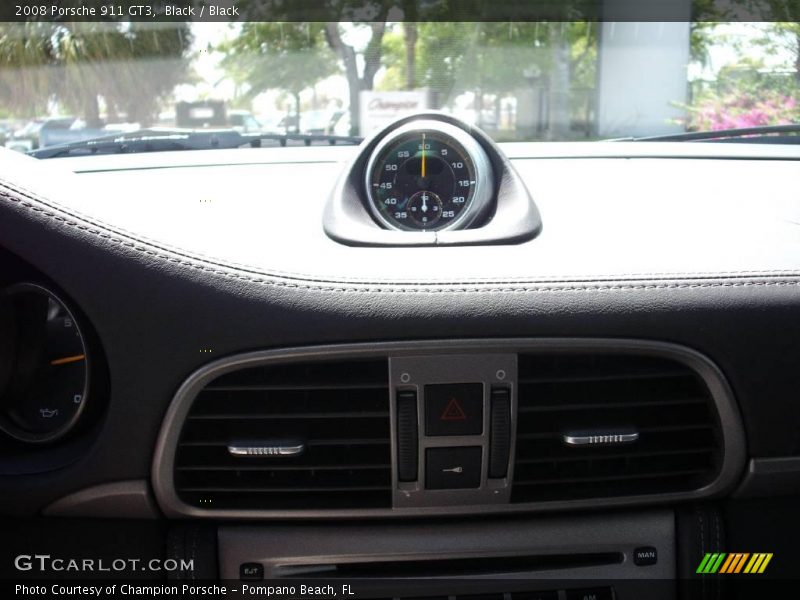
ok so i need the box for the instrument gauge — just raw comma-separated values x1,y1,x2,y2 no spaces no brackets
0,283,90,443
365,120,494,232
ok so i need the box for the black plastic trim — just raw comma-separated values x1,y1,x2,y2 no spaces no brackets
734,457,800,498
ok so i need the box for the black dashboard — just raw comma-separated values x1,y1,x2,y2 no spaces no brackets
1,125,800,597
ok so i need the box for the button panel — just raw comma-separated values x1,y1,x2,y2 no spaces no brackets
389,353,517,509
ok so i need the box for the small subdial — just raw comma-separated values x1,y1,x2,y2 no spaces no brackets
407,190,443,228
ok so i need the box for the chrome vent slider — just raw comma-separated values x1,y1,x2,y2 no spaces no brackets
563,431,639,447
228,441,305,457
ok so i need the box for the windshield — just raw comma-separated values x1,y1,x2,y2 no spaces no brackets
1,19,798,150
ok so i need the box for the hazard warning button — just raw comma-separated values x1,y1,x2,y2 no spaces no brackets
424,383,483,436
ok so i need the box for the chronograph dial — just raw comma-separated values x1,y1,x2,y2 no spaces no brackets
365,120,493,232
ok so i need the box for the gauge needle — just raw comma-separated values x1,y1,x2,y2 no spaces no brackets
50,354,85,366
421,133,426,179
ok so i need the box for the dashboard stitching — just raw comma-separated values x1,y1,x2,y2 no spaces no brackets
3,179,800,283
4,182,800,292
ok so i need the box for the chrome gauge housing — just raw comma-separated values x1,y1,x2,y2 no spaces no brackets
364,120,494,232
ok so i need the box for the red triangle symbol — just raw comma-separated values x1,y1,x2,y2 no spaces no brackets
440,398,467,421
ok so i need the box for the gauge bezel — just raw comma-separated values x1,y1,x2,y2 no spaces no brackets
364,120,494,232
0,282,90,444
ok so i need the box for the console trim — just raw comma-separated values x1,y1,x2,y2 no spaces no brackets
217,509,676,595
152,338,746,519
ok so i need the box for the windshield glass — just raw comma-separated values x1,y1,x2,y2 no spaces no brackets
1,20,798,150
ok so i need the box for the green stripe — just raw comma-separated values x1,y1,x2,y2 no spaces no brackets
696,553,714,573
702,553,719,573
709,553,727,573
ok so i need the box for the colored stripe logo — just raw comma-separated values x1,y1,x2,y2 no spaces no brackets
696,553,773,574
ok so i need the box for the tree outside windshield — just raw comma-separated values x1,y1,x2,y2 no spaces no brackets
0,20,798,150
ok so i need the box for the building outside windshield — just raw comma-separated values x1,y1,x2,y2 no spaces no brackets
0,17,798,149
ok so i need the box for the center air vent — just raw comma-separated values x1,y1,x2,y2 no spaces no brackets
155,340,743,518
173,359,391,510
512,353,724,503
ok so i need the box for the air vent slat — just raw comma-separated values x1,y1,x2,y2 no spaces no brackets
178,438,390,448
176,463,390,471
174,359,391,510
512,353,723,503
204,382,386,391
179,485,390,493
178,490,389,510
513,468,710,487
639,424,714,433
516,447,715,465
187,410,389,420
518,397,707,412
518,369,688,385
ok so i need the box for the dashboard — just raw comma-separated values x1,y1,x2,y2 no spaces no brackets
1,117,800,597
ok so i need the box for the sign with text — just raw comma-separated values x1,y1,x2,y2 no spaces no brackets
359,90,433,136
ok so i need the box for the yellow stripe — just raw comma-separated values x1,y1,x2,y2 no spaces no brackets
734,553,750,573
747,554,763,573
750,553,767,573
743,554,760,573
757,553,773,574
719,554,736,574
421,133,427,178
